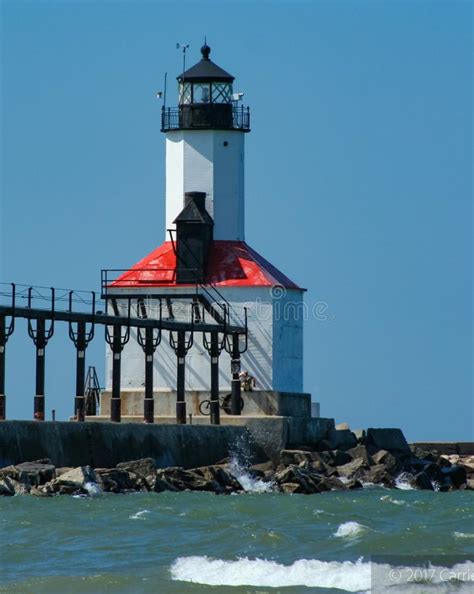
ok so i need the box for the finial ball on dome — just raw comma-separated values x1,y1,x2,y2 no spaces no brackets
201,43,211,60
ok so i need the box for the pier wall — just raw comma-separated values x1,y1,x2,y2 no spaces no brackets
0,417,335,469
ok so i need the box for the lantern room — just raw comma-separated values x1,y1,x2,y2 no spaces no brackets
178,44,234,105
162,44,250,132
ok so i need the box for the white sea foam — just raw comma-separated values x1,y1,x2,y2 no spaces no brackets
170,556,474,592
334,521,367,538
380,494,406,506
394,472,415,490
170,556,370,590
228,457,274,493
129,510,150,520
454,531,474,539
84,482,102,496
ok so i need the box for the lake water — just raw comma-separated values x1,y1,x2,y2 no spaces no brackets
1,485,473,593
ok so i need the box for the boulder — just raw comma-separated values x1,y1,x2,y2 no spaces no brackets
274,464,297,484
57,466,96,487
437,456,452,468
0,477,15,496
280,482,303,494
405,456,430,472
12,478,30,495
317,476,348,491
115,459,157,491
280,450,318,466
438,481,456,492
324,464,339,477
274,465,321,494
336,457,368,479
366,428,410,454
152,476,178,492
372,450,399,473
458,456,474,474
442,454,459,464
56,467,74,477
95,468,139,493
49,466,97,494
308,457,328,474
192,465,242,492
15,461,56,486
363,464,395,487
0,461,55,488
411,471,434,490
249,461,274,474
422,463,443,482
327,429,358,451
30,486,52,497
314,439,333,452
346,445,373,465
116,458,156,479
330,450,352,466
465,479,474,491
440,465,467,489
156,467,188,491
156,467,222,493
345,479,363,490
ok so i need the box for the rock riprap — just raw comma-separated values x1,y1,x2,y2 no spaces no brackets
0,431,472,496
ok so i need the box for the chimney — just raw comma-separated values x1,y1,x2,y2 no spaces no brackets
173,192,214,284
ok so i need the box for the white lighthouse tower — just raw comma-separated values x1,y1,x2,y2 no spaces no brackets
102,44,309,422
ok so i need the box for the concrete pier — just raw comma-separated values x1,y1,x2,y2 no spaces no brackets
0,417,335,469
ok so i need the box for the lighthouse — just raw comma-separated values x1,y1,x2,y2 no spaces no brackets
101,44,309,422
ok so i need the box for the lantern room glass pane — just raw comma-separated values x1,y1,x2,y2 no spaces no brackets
193,83,211,103
179,83,192,104
211,83,233,103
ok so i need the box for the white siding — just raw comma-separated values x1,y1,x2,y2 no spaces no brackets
165,130,245,240
272,289,304,392
105,286,304,394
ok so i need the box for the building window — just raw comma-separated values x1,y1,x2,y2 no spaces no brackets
179,83,192,104
193,83,211,104
212,83,232,103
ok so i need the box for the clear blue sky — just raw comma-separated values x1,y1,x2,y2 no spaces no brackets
1,1,472,441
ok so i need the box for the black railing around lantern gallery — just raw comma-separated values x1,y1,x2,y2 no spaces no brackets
161,105,250,132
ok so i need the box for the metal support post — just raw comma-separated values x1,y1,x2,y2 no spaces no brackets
210,332,220,425
111,324,122,423
231,333,242,416
34,319,46,421
176,330,186,424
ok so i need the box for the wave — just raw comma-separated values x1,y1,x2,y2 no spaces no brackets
394,472,415,490
334,521,367,538
228,457,274,493
380,494,406,506
170,556,474,592
170,556,371,590
84,481,102,496
454,531,474,539
129,510,150,520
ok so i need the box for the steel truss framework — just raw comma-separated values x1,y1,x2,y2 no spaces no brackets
0,283,247,425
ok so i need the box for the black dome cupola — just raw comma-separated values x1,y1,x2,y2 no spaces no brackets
161,44,250,132
178,44,235,105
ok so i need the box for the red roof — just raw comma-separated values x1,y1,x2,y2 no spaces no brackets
111,241,302,289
